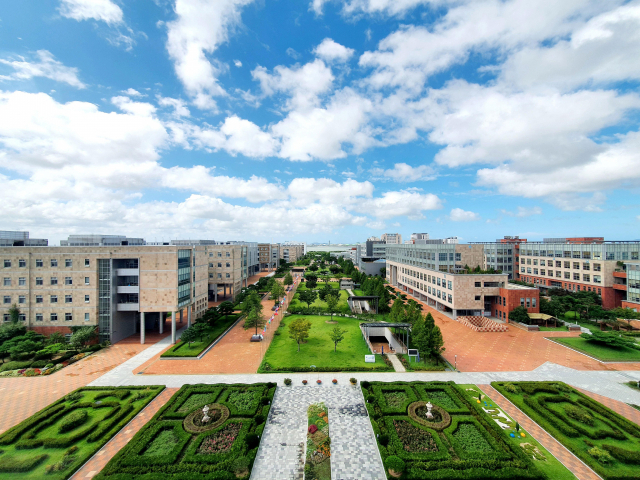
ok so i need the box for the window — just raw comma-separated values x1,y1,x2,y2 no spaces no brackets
583,274,590,282
557,261,563,268
84,258,90,267
217,273,222,279
520,298,525,306
65,313,72,322
3,278,10,286
593,263,601,272
84,313,90,322
36,313,43,322
51,313,58,322
573,273,580,280
19,277,26,286
3,296,10,304
84,295,89,303
85,277,89,285
548,270,553,276
36,295,43,303
36,277,43,285
527,268,532,274
526,298,530,308
583,263,590,270
65,259,72,267
50,295,57,303
50,277,58,285
475,295,481,301
573,262,580,269
226,273,230,278
65,295,72,303
19,259,26,268
18,314,25,322
218,252,222,257
563,272,570,279
475,282,481,287
533,269,538,275
533,259,538,266
540,260,545,266
3,260,11,268
521,267,525,273
226,263,231,268
51,259,58,267
437,278,441,286
226,252,230,257
209,263,213,267
36,259,43,267
448,280,452,290
448,294,452,303
218,263,222,267
65,277,72,285
541,269,545,275
594,275,601,284
527,259,531,265
439,253,447,261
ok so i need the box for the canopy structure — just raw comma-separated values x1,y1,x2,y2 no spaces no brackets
527,313,559,327
360,322,411,355
347,295,379,314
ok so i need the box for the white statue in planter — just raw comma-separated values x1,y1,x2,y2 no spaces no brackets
425,402,434,419
202,404,210,423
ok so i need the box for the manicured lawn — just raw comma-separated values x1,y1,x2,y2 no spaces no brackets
0,386,163,479
549,336,640,362
290,290,350,312
161,314,240,358
364,381,547,480
259,315,392,372
538,325,568,331
96,383,275,480
396,354,445,371
493,381,640,480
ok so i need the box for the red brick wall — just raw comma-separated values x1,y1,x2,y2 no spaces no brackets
493,287,540,322
29,326,74,336
621,301,640,312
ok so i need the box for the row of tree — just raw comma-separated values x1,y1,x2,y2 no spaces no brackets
287,317,347,353
388,297,445,363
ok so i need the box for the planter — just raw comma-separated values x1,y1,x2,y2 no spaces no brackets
349,378,357,385
332,379,337,384
317,380,322,385
302,380,308,385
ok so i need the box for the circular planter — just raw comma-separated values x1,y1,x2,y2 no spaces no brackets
183,404,230,434
332,379,337,384
302,380,308,385
407,402,451,431
317,380,322,385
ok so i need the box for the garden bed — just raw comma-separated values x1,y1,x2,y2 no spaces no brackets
362,381,546,479
95,383,275,480
258,315,393,373
305,403,331,479
160,315,240,358
0,386,163,479
396,354,446,372
492,381,640,480
548,337,640,362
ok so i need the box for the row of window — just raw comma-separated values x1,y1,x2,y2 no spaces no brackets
520,277,603,294
520,268,601,283
209,273,231,279
401,268,453,290
3,313,90,322
208,252,231,257
4,294,90,304
524,259,601,270
521,250,639,261
3,276,90,287
402,276,454,304
209,263,232,268
4,258,92,268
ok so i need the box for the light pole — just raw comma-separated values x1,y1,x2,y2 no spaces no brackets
454,355,457,371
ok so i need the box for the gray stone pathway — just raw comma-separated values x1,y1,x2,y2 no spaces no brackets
250,385,386,480
387,354,405,372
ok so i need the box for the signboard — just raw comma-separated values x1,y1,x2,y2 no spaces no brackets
408,349,418,357
365,355,375,363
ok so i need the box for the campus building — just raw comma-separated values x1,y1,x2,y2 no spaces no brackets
0,244,208,345
386,243,539,321
60,234,145,246
0,230,48,247
381,233,402,244
516,239,640,309
281,242,306,263
205,243,249,302
470,236,527,280
258,243,280,271
622,262,640,311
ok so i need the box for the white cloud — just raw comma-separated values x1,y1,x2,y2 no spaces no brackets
111,96,157,117
0,50,85,88
58,0,123,25
370,162,435,182
165,0,254,110
450,208,480,221
501,206,543,217
310,0,438,17
121,88,144,97
193,115,279,158
314,38,355,63
157,96,191,117
287,178,374,205
233,59,242,67
354,189,442,219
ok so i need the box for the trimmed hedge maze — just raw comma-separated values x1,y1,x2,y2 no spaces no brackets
361,381,546,479
0,386,163,479
493,381,640,480
96,383,276,480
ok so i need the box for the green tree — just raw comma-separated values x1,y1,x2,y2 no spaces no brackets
242,291,263,317
192,322,209,342
509,306,530,324
288,318,312,352
326,294,339,322
580,331,636,348
328,325,347,352
0,344,10,363
244,306,265,334
429,325,445,362
8,304,20,324
270,280,286,306
389,298,406,323
46,331,67,346
218,301,235,317
308,264,319,272
180,326,198,346
298,289,317,308
411,317,430,362
69,326,97,351
405,301,422,325
305,273,318,289
284,272,294,287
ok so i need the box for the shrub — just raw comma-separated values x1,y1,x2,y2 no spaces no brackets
284,378,292,386
65,391,82,402
367,395,376,403
30,360,47,368
379,434,389,446
58,409,88,433
350,377,357,384
260,396,270,405
361,380,371,389
0,454,49,473
386,455,405,473
254,414,264,425
231,456,250,475
602,444,640,464
504,383,520,394
245,432,259,449
588,446,613,465
565,404,594,426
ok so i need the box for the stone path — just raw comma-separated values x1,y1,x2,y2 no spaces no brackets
69,387,179,479
251,385,385,480
478,385,601,480
387,354,405,372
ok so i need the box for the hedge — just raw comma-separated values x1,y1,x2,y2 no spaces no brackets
0,454,49,473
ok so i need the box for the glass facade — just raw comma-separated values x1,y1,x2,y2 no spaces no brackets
98,259,111,343
386,244,459,273
519,242,640,261
628,263,640,304
178,249,192,307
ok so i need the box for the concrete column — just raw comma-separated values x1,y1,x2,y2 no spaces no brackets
187,305,192,328
215,286,218,302
180,309,183,324
171,310,177,344
140,312,145,345
159,313,164,334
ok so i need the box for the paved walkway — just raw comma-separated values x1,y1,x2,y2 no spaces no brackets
251,385,385,480
478,384,601,480
69,387,179,479
387,354,406,372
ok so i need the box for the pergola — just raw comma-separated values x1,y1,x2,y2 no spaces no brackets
528,313,560,327
348,295,379,314
360,322,412,353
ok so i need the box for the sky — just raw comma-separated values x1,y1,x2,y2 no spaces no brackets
0,0,639,245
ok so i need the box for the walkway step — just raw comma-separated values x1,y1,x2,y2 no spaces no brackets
477,384,601,480
70,387,179,479
387,354,406,372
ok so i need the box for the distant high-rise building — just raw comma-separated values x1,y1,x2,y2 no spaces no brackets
60,235,144,246
0,230,48,247
381,233,402,244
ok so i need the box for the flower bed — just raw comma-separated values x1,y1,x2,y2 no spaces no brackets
95,383,275,480
0,386,162,479
493,381,640,480
305,403,331,480
363,381,546,480
0,351,95,377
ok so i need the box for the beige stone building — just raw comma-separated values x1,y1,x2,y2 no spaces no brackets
281,243,305,264
205,244,249,301
258,243,280,271
0,245,208,345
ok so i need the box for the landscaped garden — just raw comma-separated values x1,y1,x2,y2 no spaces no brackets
96,383,275,480
161,314,240,358
493,381,640,480
362,380,548,479
548,334,640,362
305,402,331,480
0,386,163,479
259,315,392,372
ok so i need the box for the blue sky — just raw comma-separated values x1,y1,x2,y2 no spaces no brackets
0,0,639,245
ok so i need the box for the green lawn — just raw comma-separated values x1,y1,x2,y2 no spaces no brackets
161,314,240,358
538,325,569,331
0,386,163,480
290,289,350,313
549,336,640,362
459,384,577,480
259,315,392,372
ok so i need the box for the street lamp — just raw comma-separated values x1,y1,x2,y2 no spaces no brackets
454,355,457,371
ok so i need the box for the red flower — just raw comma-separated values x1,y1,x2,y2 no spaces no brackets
308,424,318,434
